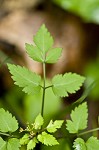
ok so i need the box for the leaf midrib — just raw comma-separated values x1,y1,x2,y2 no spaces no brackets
53,78,81,87
13,68,40,86
42,30,45,52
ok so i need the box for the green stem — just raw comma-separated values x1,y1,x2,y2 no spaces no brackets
41,62,46,117
45,85,53,89
0,132,10,137
78,128,99,136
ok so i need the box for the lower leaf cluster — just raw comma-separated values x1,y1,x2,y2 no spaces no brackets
0,102,99,150
20,114,64,149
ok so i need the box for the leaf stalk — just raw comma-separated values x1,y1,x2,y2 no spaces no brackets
78,128,99,136
0,132,10,137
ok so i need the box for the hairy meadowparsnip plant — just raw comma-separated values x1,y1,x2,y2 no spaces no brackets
0,24,99,150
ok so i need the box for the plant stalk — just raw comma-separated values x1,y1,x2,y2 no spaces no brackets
45,85,53,89
78,127,99,136
41,62,46,117
0,132,10,137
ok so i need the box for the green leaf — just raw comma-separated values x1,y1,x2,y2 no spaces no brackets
7,64,41,95
66,102,88,133
73,139,85,150
34,24,53,53
26,25,62,64
34,114,44,129
45,48,62,63
7,138,20,150
73,138,86,150
0,137,6,150
20,134,29,145
73,136,99,150
27,137,38,150
25,43,43,62
47,120,64,133
52,73,85,97
86,136,99,150
0,108,18,133
37,131,59,146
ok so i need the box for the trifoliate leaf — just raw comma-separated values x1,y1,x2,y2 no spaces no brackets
25,43,43,62
66,102,88,133
34,114,44,129
73,138,86,150
46,48,62,63
47,120,64,133
86,136,99,150
7,138,20,150
37,132,59,146
7,64,41,95
27,137,38,150
34,24,53,53
0,108,18,133
20,134,29,145
52,73,85,97
0,137,6,150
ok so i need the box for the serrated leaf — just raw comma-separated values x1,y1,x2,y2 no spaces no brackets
45,48,62,63
73,136,99,150
66,102,88,133
20,134,29,145
7,64,41,95
86,136,99,150
0,108,18,133
37,131,59,146
34,114,44,129
27,137,38,150
52,73,85,97
25,43,43,62
73,138,86,150
0,137,6,150
7,138,20,150
34,24,53,53
47,120,64,133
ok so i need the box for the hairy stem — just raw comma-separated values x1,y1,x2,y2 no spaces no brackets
41,62,46,117
78,128,99,136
